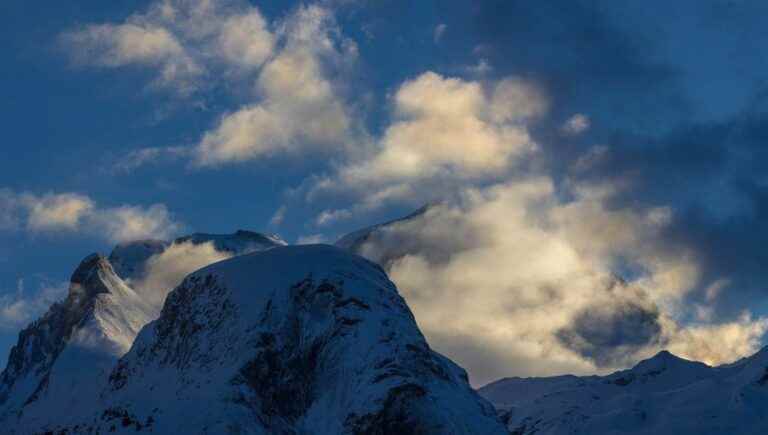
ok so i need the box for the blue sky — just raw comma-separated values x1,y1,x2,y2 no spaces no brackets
2,0,768,380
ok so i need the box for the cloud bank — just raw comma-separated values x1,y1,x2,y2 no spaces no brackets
352,182,768,385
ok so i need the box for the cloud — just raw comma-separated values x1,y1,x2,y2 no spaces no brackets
62,22,202,95
112,146,191,173
61,0,275,95
556,284,663,367
268,205,287,227
315,208,352,226
67,1,358,168
0,189,21,230
308,72,547,215
21,193,95,231
0,189,182,243
665,313,768,366
131,241,232,307
216,9,274,69
349,179,767,385
296,234,327,244
87,204,182,243
561,113,590,135
433,23,447,43
193,5,356,166
0,279,68,331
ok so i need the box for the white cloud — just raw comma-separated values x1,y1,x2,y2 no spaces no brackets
0,279,68,331
562,113,590,135
217,10,274,69
665,313,768,366
193,5,355,166
0,189,183,243
433,23,447,43
21,193,95,231
315,208,352,226
296,233,327,244
63,22,202,95
61,0,276,95
0,189,22,230
467,58,492,75
345,72,543,182
131,241,232,307
307,72,547,217
66,1,357,167
269,205,287,227
113,146,190,173
350,179,766,385
88,204,182,243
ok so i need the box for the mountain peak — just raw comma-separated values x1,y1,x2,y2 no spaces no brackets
67,253,116,303
631,349,704,373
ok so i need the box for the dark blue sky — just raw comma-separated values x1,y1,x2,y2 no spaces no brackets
2,0,768,374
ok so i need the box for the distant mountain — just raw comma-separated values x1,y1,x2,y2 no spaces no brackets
0,231,284,433
478,349,768,435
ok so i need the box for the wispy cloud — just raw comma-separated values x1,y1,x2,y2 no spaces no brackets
433,23,447,43
0,279,68,331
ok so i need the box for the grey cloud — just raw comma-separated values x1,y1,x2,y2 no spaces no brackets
557,285,664,368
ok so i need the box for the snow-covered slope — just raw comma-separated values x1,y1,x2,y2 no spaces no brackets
0,230,285,432
0,253,156,431
479,349,768,435
31,245,506,434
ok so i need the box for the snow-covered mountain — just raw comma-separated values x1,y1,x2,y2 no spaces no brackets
479,349,768,434
0,237,505,434
0,230,285,432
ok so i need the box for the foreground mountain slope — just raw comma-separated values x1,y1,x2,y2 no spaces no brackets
0,231,284,432
38,245,505,434
479,349,768,435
